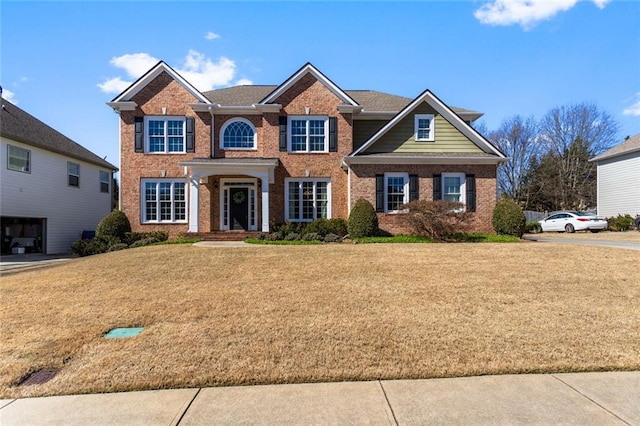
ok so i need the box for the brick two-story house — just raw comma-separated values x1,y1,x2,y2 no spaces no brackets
108,62,506,237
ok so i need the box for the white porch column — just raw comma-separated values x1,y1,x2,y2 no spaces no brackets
261,176,270,232
188,175,200,233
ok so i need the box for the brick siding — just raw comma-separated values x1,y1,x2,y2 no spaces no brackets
118,69,499,237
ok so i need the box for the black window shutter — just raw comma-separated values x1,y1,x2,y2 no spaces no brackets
433,174,442,201
134,117,144,153
329,117,337,152
466,174,476,212
375,174,384,212
186,117,195,153
279,116,287,152
409,175,419,201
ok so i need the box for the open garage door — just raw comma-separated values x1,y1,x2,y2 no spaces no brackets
1,217,46,255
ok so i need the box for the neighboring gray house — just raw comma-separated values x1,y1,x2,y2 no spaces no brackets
1,98,117,254
590,134,640,218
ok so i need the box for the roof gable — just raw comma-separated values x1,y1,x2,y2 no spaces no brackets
351,90,505,158
1,99,117,170
109,61,210,105
259,63,358,106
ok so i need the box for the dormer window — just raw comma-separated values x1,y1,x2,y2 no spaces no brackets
415,114,435,142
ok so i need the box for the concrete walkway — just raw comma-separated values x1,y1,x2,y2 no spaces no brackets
1,372,638,425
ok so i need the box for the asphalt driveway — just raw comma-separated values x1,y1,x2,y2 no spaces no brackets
524,233,640,251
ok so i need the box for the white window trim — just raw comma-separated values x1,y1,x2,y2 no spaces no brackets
384,172,409,213
219,117,257,150
100,171,110,193
218,178,259,231
7,144,31,173
284,178,332,222
415,114,435,142
288,116,329,153
141,178,188,224
442,172,466,209
145,116,186,154
68,162,80,188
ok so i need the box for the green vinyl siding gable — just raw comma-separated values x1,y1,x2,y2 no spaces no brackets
362,102,483,154
353,120,387,152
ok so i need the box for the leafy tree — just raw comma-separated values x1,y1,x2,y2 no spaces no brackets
533,102,619,210
488,115,540,205
112,177,119,210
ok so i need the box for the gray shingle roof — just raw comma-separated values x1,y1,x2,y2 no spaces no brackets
591,134,640,162
203,86,479,115
1,99,116,170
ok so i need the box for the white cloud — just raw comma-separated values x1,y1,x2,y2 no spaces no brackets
474,0,610,29
98,50,240,94
205,31,220,41
97,76,132,95
592,0,612,9
623,93,640,116
235,78,253,86
2,88,18,104
110,53,160,78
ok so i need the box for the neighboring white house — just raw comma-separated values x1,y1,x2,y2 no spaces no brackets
590,134,640,218
1,97,117,254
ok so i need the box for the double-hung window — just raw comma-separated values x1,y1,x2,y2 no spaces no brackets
146,117,185,153
142,179,187,223
100,171,110,193
442,173,465,204
286,178,330,222
68,162,80,187
7,145,31,173
385,173,409,213
288,116,328,153
415,114,435,142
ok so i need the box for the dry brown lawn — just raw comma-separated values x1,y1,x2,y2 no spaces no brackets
1,242,639,399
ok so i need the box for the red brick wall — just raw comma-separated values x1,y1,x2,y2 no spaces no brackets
349,163,498,234
119,71,211,237
210,73,351,225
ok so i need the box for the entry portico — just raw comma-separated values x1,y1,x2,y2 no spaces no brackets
179,158,279,233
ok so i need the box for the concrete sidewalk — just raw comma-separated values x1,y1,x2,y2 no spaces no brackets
1,372,638,425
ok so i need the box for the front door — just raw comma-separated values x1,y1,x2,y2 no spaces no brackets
230,188,249,230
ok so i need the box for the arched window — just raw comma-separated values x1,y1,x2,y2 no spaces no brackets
220,118,256,149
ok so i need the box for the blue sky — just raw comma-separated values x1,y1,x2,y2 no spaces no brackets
2,0,639,173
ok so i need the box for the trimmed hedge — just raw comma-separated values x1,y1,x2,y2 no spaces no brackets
347,199,379,238
492,198,526,238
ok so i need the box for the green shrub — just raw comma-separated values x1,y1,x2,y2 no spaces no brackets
96,210,131,241
125,231,168,245
607,214,634,231
71,235,119,257
323,233,341,243
303,218,348,237
403,200,473,241
525,221,542,234
348,199,379,238
302,232,321,241
492,198,526,238
129,237,159,248
284,232,300,241
108,243,129,252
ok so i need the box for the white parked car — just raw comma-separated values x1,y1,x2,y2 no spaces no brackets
538,211,608,233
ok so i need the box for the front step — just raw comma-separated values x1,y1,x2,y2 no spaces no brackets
189,231,262,241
